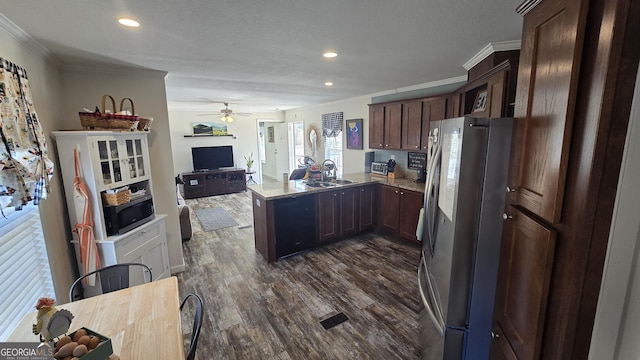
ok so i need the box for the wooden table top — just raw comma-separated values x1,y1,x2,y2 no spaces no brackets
7,277,185,359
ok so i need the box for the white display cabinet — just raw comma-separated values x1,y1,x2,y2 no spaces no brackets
53,131,169,284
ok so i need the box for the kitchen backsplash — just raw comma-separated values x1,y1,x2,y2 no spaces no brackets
374,150,420,180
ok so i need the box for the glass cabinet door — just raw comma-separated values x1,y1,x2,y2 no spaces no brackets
125,138,146,180
97,139,122,185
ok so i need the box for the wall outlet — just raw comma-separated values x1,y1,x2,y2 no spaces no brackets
390,155,395,160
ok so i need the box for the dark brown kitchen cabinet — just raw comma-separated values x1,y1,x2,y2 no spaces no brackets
508,2,584,225
379,184,422,243
369,105,385,149
420,97,447,151
317,190,340,242
317,187,359,242
491,0,593,358
384,103,402,149
487,71,506,118
358,185,377,231
492,206,556,360
401,100,423,150
449,90,463,118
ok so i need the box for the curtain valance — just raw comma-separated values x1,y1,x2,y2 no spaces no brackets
0,57,54,209
322,112,343,138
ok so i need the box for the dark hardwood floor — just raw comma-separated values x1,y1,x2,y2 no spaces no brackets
176,190,421,359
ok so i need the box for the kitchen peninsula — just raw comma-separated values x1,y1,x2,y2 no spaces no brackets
249,173,424,262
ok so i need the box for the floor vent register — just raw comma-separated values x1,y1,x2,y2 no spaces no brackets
320,312,349,330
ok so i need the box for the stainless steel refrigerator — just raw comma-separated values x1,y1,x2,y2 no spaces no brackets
418,116,513,359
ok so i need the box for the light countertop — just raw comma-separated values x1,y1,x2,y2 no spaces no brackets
248,172,425,201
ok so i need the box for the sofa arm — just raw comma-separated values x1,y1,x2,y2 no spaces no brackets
178,204,192,241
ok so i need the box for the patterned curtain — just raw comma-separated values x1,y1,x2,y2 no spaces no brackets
322,112,343,138
0,58,54,209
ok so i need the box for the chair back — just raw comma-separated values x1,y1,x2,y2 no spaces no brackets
69,263,152,302
180,293,203,360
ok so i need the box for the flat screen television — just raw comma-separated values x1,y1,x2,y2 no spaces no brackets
191,146,234,171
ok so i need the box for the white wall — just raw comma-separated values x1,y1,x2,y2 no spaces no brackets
0,26,78,302
168,111,284,183
589,65,640,360
60,70,185,273
284,95,371,175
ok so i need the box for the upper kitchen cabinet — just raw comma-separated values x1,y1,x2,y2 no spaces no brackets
369,104,385,149
384,103,403,149
401,100,423,150
420,97,447,151
507,1,584,224
463,57,518,118
369,102,402,150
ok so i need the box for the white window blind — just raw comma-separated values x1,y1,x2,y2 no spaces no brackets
0,203,54,341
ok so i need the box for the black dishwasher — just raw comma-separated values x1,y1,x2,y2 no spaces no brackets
274,195,316,259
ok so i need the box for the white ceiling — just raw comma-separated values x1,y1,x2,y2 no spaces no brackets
0,0,523,113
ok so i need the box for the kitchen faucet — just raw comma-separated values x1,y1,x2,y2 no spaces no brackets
321,159,337,181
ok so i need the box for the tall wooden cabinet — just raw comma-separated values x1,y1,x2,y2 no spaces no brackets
491,0,640,358
53,131,170,285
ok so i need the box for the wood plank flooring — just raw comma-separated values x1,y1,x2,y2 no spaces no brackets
176,190,421,359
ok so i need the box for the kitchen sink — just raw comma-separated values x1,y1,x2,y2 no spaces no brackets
333,179,355,185
304,181,338,188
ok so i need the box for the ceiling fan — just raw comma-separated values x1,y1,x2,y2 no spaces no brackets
198,102,251,123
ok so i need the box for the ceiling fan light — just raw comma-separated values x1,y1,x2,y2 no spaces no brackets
221,114,233,122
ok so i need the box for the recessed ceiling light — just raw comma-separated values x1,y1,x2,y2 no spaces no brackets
118,18,140,28
325,81,334,86
323,51,338,58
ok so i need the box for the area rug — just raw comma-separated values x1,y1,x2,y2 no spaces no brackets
195,207,238,231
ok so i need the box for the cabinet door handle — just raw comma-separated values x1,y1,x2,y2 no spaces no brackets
334,193,337,197
395,190,399,194
400,191,404,195
502,213,513,220
491,331,500,339
506,186,517,193
385,144,389,147
415,145,419,149
379,143,383,146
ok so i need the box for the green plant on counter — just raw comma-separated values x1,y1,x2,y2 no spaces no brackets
244,152,254,169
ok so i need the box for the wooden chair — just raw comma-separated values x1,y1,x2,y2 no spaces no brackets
180,293,203,360
69,263,152,302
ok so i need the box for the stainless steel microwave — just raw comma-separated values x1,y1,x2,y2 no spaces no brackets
103,194,154,236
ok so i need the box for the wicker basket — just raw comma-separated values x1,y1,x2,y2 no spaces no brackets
102,190,131,206
79,95,139,131
137,117,154,131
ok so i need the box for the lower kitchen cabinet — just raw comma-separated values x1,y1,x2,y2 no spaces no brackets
318,187,359,242
379,184,423,243
358,185,377,231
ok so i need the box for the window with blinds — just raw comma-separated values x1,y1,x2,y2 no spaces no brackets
0,202,54,341
324,135,343,177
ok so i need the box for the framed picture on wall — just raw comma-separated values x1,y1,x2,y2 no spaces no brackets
267,126,274,143
346,118,363,149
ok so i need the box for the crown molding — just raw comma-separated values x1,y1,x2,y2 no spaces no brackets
63,64,168,76
462,40,522,71
369,74,468,98
0,13,51,58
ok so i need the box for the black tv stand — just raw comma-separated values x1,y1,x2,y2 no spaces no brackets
182,168,246,199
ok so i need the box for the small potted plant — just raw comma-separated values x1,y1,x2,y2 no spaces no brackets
244,152,254,172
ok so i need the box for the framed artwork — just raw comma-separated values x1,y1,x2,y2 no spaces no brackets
346,118,363,149
267,126,275,143
192,122,228,136
472,90,488,113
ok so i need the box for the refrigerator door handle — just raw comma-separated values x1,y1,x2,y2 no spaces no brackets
424,142,442,257
418,256,445,335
